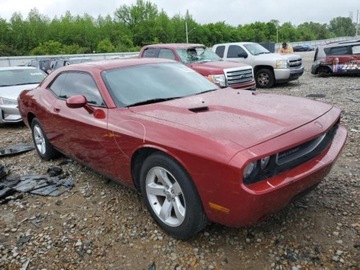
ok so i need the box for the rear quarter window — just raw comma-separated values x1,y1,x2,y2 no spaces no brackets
352,45,360,55
324,46,350,55
142,48,158,58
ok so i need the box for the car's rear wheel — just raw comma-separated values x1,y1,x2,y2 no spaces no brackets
31,118,60,160
318,66,332,77
140,152,207,240
256,68,275,88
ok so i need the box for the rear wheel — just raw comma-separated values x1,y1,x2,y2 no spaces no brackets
140,152,207,240
255,68,275,88
318,66,332,77
31,118,60,160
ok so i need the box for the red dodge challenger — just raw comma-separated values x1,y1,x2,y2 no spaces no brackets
18,58,347,239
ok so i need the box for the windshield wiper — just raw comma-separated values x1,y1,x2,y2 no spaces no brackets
13,82,38,86
255,52,270,55
127,97,180,107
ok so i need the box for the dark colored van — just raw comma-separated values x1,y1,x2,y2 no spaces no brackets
311,40,360,76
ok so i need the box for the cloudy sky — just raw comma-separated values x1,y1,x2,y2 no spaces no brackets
1,0,360,26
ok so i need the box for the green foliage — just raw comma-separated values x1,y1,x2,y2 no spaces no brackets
328,17,356,37
0,2,357,57
97,38,116,53
30,40,65,55
0,43,19,56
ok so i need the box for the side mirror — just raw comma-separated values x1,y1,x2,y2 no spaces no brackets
66,95,94,114
66,95,87,108
238,52,248,58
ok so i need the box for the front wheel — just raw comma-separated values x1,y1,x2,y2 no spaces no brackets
140,152,207,240
31,118,60,160
255,68,275,88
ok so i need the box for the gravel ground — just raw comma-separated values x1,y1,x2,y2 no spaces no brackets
0,52,359,270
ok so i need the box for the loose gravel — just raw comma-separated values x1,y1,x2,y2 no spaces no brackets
0,52,359,270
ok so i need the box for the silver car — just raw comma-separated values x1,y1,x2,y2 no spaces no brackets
0,66,47,124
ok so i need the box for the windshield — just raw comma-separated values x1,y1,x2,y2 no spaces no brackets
0,68,47,87
102,62,219,107
243,43,270,56
177,47,222,64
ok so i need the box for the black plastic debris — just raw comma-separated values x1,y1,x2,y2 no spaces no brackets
47,166,63,177
15,175,74,196
17,235,32,245
0,164,74,202
0,164,8,179
305,93,326,98
148,262,156,270
0,143,35,157
0,187,16,199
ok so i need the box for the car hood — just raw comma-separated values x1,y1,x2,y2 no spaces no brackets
189,61,251,74
0,84,39,100
130,89,333,149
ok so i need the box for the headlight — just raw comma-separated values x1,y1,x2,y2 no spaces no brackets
260,156,270,170
0,97,17,105
275,59,289,69
243,155,274,185
207,74,227,87
243,161,257,179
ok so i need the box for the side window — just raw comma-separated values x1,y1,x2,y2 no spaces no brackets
351,45,360,55
215,46,225,58
49,73,67,96
227,45,246,58
326,46,349,55
158,49,176,60
50,72,105,107
142,48,159,58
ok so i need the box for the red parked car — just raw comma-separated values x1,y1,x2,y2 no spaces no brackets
139,43,256,90
18,58,347,239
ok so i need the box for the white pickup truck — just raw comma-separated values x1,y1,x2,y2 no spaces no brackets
213,42,304,88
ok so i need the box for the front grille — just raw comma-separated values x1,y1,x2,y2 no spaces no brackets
243,121,339,185
276,121,339,172
224,68,254,86
289,58,302,68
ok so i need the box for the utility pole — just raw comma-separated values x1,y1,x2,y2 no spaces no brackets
356,9,359,36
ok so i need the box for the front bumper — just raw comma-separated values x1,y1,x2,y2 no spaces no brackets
0,106,23,124
274,66,304,83
203,123,347,227
229,80,256,91
311,63,320,74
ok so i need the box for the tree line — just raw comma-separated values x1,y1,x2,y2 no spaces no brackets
0,0,357,56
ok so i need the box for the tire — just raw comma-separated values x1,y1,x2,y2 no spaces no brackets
255,68,275,88
140,152,207,240
31,118,60,160
318,66,332,77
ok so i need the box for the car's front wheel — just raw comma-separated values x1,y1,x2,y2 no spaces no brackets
255,68,275,88
140,152,207,240
31,118,60,160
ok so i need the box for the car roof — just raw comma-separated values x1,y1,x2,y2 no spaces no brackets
321,39,360,48
53,58,177,72
0,66,39,71
213,42,256,46
143,43,205,49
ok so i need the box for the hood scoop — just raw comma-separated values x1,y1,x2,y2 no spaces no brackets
188,106,209,113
